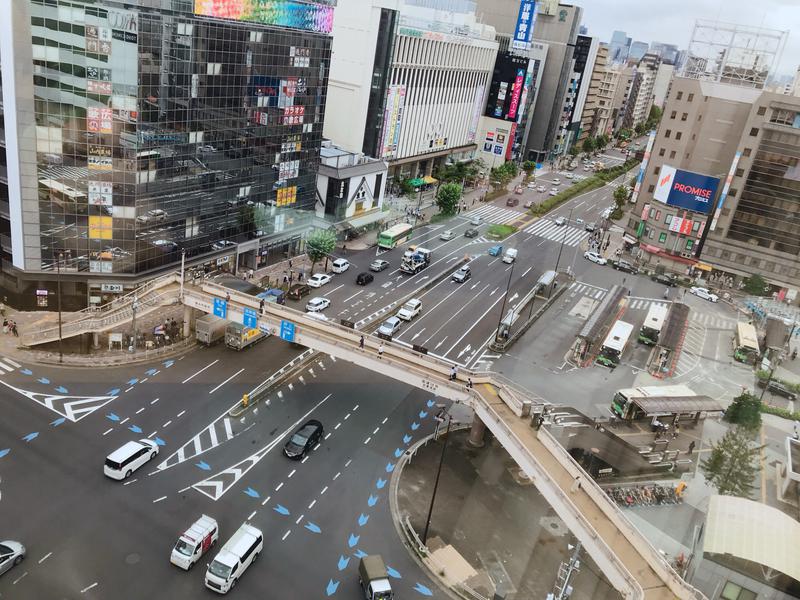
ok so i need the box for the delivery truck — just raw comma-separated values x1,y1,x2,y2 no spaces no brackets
196,314,227,346
225,322,267,351
358,555,393,600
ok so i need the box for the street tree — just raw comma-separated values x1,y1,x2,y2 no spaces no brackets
581,137,595,155
568,145,580,158
306,229,337,275
595,135,609,152
436,182,462,215
613,185,630,207
723,391,762,431
701,427,762,498
743,273,769,296
522,160,537,176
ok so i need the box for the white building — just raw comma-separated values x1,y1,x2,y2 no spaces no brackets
630,53,661,128
651,62,674,107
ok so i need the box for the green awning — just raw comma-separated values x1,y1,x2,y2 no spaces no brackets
408,178,424,187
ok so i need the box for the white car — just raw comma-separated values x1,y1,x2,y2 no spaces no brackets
549,189,559,196
552,178,561,185
0,541,25,577
470,216,481,226
378,316,402,337
397,298,422,321
527,182,536,189
331,258,350,273
536,185,546,193
554,216,567,226
307,273,332,288
440,230,455,241
104,439,159,480
565,172,574,179
690,287,718,302
305,297,330,312
584,251,607,265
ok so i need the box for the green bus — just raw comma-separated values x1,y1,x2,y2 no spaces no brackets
377,223,413,249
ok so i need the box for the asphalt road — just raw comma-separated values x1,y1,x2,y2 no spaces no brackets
0,341,445,599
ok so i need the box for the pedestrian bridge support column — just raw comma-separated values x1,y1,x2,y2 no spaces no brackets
468,417,486,447
183,305,194,339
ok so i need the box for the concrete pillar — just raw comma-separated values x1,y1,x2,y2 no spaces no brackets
183,305,193,339
468,417,486,448
92,331,100,350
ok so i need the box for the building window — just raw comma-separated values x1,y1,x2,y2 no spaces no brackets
735,168,744,177
648,184,655,193
658,232,667,243
654,166,660,175
649,208,656,218
655,210,661,220
692,221,700,232
681,113,688,121
756,106,766,116
769,108,796,126
749,127,759,136
665,214,673,224
687,93,694,101
665,129,671,138
675,131,682,140
659,148,666,156
669,150,676,158
677,91,683,100
670,111,677,119
742,147,751,157
729,189,737,197
721,581,757,600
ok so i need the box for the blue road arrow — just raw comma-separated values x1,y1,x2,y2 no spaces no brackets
386,566,401,579
244,487,259,499
413,583,434,596
337,555,350,571
50,417,66,427
325,579,340,596
357,514,369,527
427,399,435,408
107,388,120,397
106,413,120,422
403,434,413,444
196,461,211,471
347,534,360,548
273,504,290,516
127,378,138,386
353,549,368,559
145,368,158,376
22,432,39,442
419,410,428,419
411,422,420,431
128,425,143,434
394,448,403,458
55,386,68,394
37,377,50,384
376,478,387,490
163,360,174,368
304,522,321,534
0,449,10,459
385,462,395,473
367,495,378,507
154,437,166,446
20,368,32,375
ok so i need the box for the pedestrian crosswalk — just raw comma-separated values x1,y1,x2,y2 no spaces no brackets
689,312,737,330
628,299,669,311
569,282,607,300
523,219,590,247
0,356,20,373
462,204,522,225
157,415,238,471
567,283,674,313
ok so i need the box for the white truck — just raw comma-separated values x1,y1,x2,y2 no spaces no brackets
170,515,219,570
196,314,227,345
400,247,431,275
358,555,393,600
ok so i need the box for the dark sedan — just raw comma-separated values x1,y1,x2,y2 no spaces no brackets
284,419,324,459
464,228,479,238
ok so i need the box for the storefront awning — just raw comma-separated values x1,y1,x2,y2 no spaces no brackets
408,178,424,187
622,233,638,245
694,262,713,272
422,176,438,184
346,210,386,229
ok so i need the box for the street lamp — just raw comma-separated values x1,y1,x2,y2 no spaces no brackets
412,184,424,227
553,207,574,276
494,260,516,342
422,408,452,545
55,251,65,363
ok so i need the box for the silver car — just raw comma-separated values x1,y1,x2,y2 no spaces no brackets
0,541,25,577
378,316,402,337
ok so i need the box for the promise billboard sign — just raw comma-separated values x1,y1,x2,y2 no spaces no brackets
653,165,720,214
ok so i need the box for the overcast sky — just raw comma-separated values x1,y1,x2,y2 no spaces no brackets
579,0,800,78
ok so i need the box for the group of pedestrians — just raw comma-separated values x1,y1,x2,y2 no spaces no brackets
2,318,18,337
587,229,610,255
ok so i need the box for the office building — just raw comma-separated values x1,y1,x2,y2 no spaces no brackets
610,64,635,132
629,54,661,128
651,62,674,107
649,42,680,65
628,41,649,63
609,30,631,64
323,0,400,157
578,43,618,142
0,0,334,309
559,34,597,154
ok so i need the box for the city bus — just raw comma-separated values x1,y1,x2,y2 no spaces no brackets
638,303,668,346
611,384,697,420
733,321,760,364
596,320,634,367
377,223,413,250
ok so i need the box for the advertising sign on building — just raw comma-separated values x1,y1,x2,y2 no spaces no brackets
710,151,741,231
653,165,720,214
512,0,537,50
485,53,531,123
467,85,485,143
380,84,407,159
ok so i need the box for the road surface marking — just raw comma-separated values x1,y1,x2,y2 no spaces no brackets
288,469,296,478
261,496,271,506
313,443,320,451
344,413,350,420
248,511,257,521
140,378,148,383
333,472,341,480
80,583,98,593
153,496,167,503
373,427,380,435
308,500,316,509
123,479,138,486
102,428,113,436
343,290,364,303
209,368,244,394
135,407,145,415
364,437,371,444
324,432,331,440
295,514,305,524
353,404,359,411
282,530,291,541
151,398,159,404
182,359,219,384
320,486,328,495
38,552,52,564
382,417,388,424
301,456,309,463
275,482,284,491
334,422,341,430
5,358,21,368
163,420,172,428
125,387,134,393
12,572,28,585
177,410,186,418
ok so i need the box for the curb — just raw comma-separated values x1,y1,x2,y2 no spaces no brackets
17,338,197,368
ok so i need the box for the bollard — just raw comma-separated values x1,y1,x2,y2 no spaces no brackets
242,393,249,408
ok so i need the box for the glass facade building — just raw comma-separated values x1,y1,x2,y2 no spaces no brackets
0,0,333,309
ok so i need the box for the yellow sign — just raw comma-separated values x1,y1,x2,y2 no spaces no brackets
276,186,297,207
89,215,113,239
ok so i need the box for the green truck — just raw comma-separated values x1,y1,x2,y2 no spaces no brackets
358,555,393,600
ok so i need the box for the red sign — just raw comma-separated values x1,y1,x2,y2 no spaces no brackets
505,123,517,160
507,68,525,120
680,218,693,235
641,203,650,220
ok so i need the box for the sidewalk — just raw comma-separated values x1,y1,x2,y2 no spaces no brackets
393,425,618,600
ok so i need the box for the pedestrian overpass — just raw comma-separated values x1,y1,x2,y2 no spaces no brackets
22,276,704,599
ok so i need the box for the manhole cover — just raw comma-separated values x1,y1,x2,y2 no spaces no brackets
538,516,569,537
125,553,141,565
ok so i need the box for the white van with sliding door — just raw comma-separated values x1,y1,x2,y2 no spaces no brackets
205,523,263,593
170,515,219,570
502,248,518,264
103,439,159,480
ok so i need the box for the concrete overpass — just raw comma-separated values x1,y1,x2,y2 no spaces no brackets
21,276,705,599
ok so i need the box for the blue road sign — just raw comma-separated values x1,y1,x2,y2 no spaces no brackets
280,320,295,342
243,307,258,329
213,298,227,318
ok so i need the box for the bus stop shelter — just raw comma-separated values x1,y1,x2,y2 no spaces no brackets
626,395,723,421
572,284,628,364
648,302,689,376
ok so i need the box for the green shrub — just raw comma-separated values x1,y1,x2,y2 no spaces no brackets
760,404,800,421
724,392,762,431
486,224,518,239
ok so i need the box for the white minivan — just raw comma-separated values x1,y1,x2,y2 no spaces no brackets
331,258,350,273
103,439,159,480
502,248,518,264
205,523,263,593
170,515,219,570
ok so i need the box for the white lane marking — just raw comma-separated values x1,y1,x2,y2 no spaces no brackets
372,427,380,435
288,469,296,478
442,289,510,358
125,386,134,393
135,407,145,415
209,368,245,394
153,496,167,503
163,420,172,428
151,398,159,405
102,428,113,436
38,552,52,564
333,472,341,481
123,479,138,486
80,582,98,593
223,418,234,439
182,359,219,384
334,422,341,430
320,486,328,495
248,510,257,520
364,437,371,444
344,413,350,420
4,358,21,368
177,410,186,418
261,495,271,506
324,433,331,440
308,499,316,509
140,378,149,383
120,417,129,425
382,417,388,424
282,530,291,541
275,482,284,492
295,514,305,524
12,572,28,585
313,443,321,451
301,456,309,464
343,290,364,303
345,459,352,467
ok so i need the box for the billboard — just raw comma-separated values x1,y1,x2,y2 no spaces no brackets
380,85,407,159
512,1,536,50
194,0,334,34
484,53,531,123
653,165,719,214
709,151,741,231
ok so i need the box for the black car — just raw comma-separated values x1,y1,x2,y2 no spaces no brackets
652,272,677,286
464,228,479,238
612,260,638,274
758,379,798,401
284,419,324,459
356,272,374,285
287,283,311,300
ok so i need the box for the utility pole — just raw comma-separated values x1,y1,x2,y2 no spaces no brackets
551,541,582,600
179,248,186,300
422,409,451,545
413,184,423,227
56,251,64,363
553,207,574,275
494,260,516,342
130,294,139,353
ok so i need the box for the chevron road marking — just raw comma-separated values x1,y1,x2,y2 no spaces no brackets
0,379,116,422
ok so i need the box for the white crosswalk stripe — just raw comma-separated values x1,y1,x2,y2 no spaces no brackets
463,205,522,225
0,360,15,373
523,219,590,247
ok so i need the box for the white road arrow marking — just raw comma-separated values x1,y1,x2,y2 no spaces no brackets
434,336,448,350
457,344,472,359
411,328,425,341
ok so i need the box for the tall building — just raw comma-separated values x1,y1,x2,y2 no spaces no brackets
629,53,661,128
560,34,597,154
578,43,618,142
649,41,680,65
628,41,649,63
651,62,675,107
609,30,631,64
610,64,635,131
323,0,400,157
0,0,334,310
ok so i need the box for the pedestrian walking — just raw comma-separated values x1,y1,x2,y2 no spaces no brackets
359,335,365,350
570,476,582,494
449,365,457,381
259,299,265,314
794,421,800,440
377,342,384,359
288,259,293,269
687,441,696,454
283,275,288,284
11,322,18,337
225,293,231,303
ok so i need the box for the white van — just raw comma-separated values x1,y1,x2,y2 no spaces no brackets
103,439,159,480
331,258,350,273
396,298,422,321
502,248,518,264
170,515,219,570
205,523,263,593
